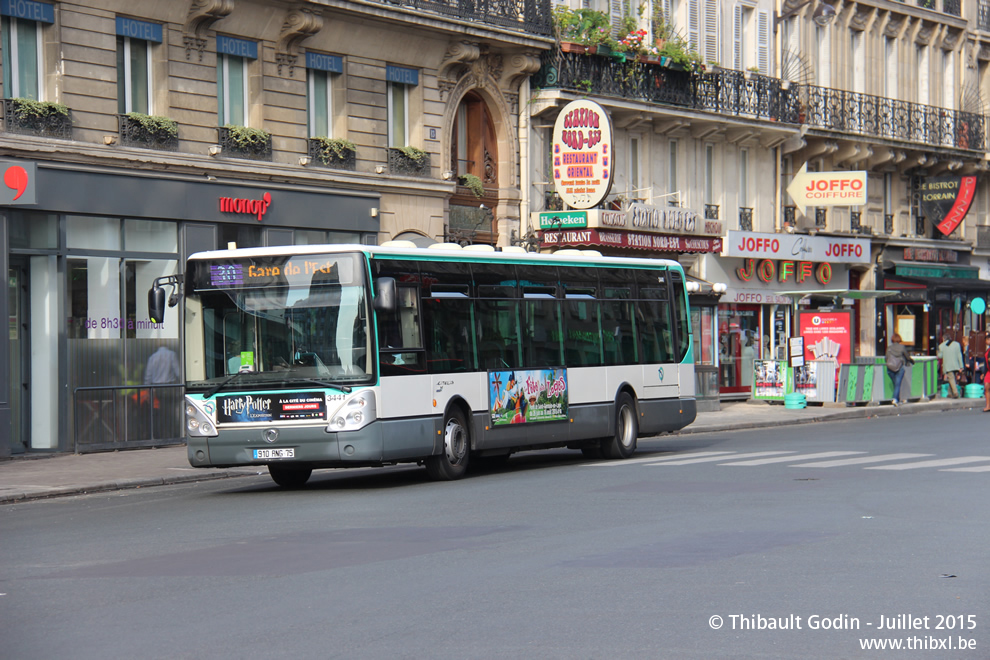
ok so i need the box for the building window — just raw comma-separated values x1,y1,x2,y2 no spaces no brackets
306,52,343,137
1,16,44,100
451,91,497,184
386,65,418,148
115,18,162,115
216,36,258,126
739,148,748,208
668,140,678,204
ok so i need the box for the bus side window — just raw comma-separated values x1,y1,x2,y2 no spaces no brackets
602,288,635,366
669,271,691,361
377,286,425,375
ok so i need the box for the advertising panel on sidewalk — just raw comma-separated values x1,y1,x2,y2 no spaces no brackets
489,369,568,425
798,310,853,364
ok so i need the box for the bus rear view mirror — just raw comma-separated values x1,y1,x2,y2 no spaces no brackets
149,285,166,324
374,277,397,312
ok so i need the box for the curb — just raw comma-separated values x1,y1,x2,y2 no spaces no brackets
0,469,264,504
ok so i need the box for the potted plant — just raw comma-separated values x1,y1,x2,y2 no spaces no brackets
553,6,613,54
457,173,485,198
309,136,357,170
388,145,430,176
118,112,178,150
218,124,272,160
2,98,72,138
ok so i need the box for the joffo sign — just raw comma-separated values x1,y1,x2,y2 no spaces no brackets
736,258,832,285
724,230,870,264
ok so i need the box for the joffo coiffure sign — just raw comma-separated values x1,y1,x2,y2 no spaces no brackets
552,100,614,210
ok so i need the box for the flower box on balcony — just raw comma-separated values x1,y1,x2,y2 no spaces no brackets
387,146,430,177
2,98,72,139
118,113,178,151
560,41,611,55
308,137,356,170
218,125,272,161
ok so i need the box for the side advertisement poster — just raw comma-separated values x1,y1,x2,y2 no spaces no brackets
489,369,568,425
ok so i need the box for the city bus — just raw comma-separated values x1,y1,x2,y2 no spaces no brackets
150,242,697,487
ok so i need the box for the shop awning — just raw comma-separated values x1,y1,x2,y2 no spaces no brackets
884,273,990,293
774,289,899,306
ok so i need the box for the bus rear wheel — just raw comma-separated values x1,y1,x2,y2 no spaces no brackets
601,392,638,459
426,408,470,480
268,465,313,488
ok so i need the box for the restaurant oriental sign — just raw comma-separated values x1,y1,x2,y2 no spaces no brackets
552,100,614,209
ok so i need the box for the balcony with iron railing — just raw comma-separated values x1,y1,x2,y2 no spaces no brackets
534,49,983,153
802,85,986,152
533,50,799,123
739,207,753,231
364,0,552,35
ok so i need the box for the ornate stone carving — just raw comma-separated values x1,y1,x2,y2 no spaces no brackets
183,35,208,62
438,79,458,103
276,52,298,77
185,0,234,37
439,41,481,80
278,6,324,56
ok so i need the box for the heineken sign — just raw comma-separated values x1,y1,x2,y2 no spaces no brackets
539,211,587,230
918,175,977,236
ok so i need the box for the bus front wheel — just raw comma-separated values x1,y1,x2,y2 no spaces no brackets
269,465,313,488
426,408,470,480
601,392,638,459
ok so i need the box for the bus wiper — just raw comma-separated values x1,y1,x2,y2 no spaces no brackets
292,378,351,393
203,370,261,399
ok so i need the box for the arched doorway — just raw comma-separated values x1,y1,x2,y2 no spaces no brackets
448,91,498,245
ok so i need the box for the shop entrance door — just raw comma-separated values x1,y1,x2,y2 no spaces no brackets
8,259,29,454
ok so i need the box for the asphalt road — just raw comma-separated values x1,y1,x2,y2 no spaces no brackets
2,411,988,659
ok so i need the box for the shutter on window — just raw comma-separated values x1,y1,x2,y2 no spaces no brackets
732,4,742,71
703,0,719,65
611,0,624,37
687,0,700,51
757,9,770,75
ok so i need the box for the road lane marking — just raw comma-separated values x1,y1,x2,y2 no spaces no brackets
790,453,933,468
720,451,865,466
940,464,990,472
865,456,990,470
646,451,795,466
586,451,736,467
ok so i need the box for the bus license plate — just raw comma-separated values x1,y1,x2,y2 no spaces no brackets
254,448,295,459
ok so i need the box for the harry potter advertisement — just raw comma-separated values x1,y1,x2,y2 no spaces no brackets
489,369,568,425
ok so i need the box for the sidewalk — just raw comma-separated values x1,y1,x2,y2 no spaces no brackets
0,397,979,504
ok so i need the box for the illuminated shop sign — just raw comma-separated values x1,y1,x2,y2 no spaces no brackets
736,258,833,285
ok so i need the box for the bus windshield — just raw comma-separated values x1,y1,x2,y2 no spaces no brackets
183,252,373,391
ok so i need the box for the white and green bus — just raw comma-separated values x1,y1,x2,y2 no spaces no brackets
151,242,697,487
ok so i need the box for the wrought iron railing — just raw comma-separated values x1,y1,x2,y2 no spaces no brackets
783,206,796,227
695,69,799,122
980,0,990,31
802,84,985,151
117,114,178,151
388,147,431,176
885,214,895,235
368,0,552,35
218,126,272,161
815,208,827,229
704,204,719,220
308,138,357,170
739,207,753,231
2,98,72,139
850,211,861,233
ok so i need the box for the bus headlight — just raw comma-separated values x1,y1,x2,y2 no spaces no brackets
186,399,218,437
327,390,376,433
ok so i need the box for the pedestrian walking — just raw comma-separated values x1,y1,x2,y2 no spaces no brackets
885,333,914,406
937,334,964,399
984,331,990,412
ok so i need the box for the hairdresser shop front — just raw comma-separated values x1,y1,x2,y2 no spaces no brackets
701,230,871,398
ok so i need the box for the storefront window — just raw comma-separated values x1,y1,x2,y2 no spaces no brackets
67,216,121,251
9,212,57,249
125,219,177,252
218,223,262,249
719,304,762,394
